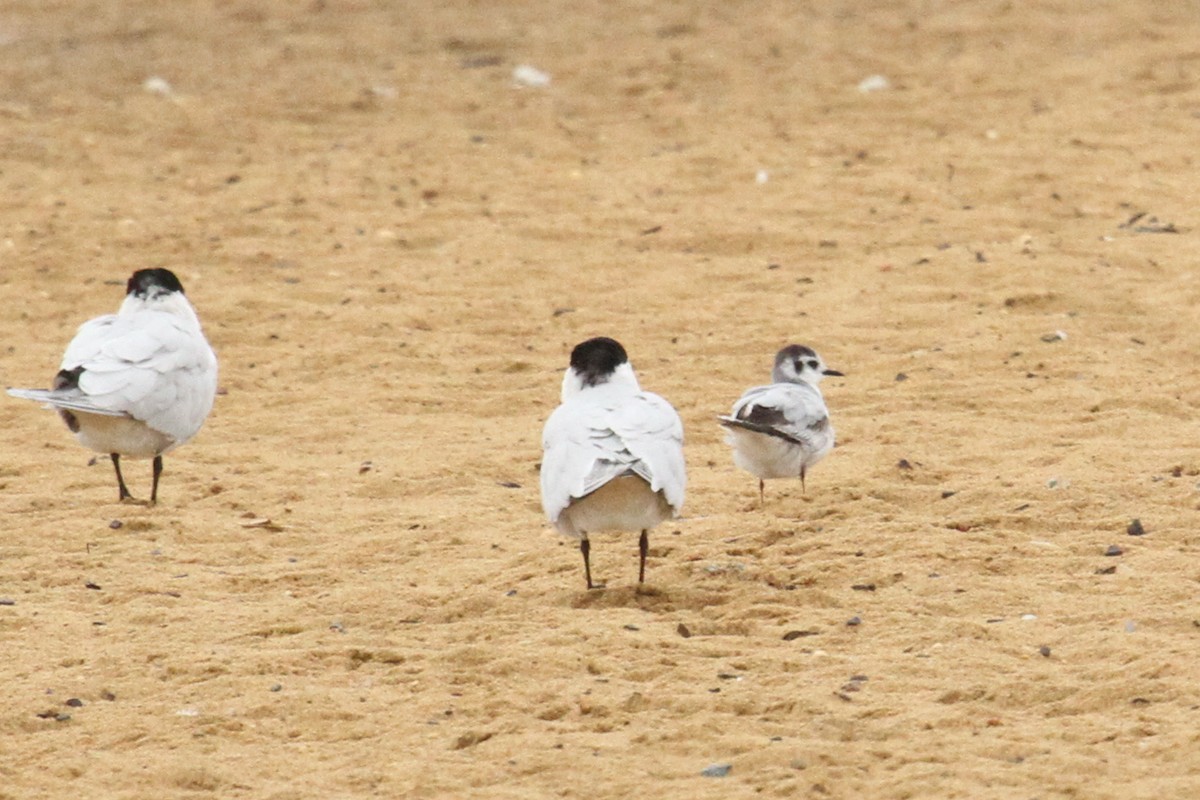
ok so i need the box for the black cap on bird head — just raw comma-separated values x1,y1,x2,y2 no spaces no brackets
127,268,185,299
570,336,629,388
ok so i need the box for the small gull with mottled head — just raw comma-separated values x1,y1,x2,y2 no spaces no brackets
718,344,841,506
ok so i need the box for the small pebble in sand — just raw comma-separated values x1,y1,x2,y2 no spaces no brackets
1039,646,1051,657
782,629,818,641
0,598,14,606
1040,330,1067,343
142,76,173,96
846,616,862,626
857,74,890,93
1127,518,1146,536
270,684,283,692
512,64,551,88
1104,545,1123,557
676,623,692,638
701,763,732,778
109,519,122,530
755,169,769,184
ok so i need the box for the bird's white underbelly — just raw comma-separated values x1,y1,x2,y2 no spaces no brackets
69,412,177,458
556,475,673,538
726,428,832,480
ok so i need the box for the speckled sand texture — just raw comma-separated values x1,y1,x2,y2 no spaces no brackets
3,2,1200,798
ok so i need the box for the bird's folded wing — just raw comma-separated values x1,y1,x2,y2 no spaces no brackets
610,392,686,512
728,383,829,442
59,311,216,439
540,390,687,521
5,387,127,417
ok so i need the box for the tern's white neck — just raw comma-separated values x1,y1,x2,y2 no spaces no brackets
119,291,202,329
561,361,640,402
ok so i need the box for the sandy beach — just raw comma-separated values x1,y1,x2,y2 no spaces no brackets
2,2,1200,797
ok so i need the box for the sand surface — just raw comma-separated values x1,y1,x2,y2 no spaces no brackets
3,1,1200,797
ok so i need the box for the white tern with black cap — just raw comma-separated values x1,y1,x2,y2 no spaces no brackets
540,337,686,589
7,268,218,504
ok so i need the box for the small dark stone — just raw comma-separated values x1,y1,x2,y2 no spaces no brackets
0,598,14,606
1039,646,1051,657
109,519,123,530
676,623,692,638
270,684,283,692
496,481,521,489
85,582,101,590
1104,545,1123,557
701,763,732,778
895,372,908,382
846,616,862,626
941,491,957,499
1095,565,1117,575
1127,519,1146,536
101,690,116,701
65,698,84,708
717,672,740,681
897,459,913,470
782,629,818,641
851,583,876,592
622,624,639,632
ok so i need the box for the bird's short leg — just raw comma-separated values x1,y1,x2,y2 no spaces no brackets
150,455,163,505
638,529,649,583
580,536,594,589
800,465,807,495
111,453,134,502
759,479,765,508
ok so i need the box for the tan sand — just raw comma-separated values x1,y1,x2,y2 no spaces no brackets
2,1,1200,797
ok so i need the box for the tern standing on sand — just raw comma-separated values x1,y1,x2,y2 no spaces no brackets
540,337,686,589
7,268,218,504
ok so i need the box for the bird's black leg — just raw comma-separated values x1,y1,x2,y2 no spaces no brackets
111,453,133,502
581,537,594,589
150,455,163,505
759,479,765,507
800,465,807,495
638,529,649,583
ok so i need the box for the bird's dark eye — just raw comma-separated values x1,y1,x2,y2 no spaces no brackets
807,360,819,370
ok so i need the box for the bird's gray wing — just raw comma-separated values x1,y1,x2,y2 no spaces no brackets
541,389,687,522
720,383,831,447
56,311,216,440
610,391,686,513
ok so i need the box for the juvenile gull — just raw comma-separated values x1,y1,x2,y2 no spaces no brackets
719,344,841,506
